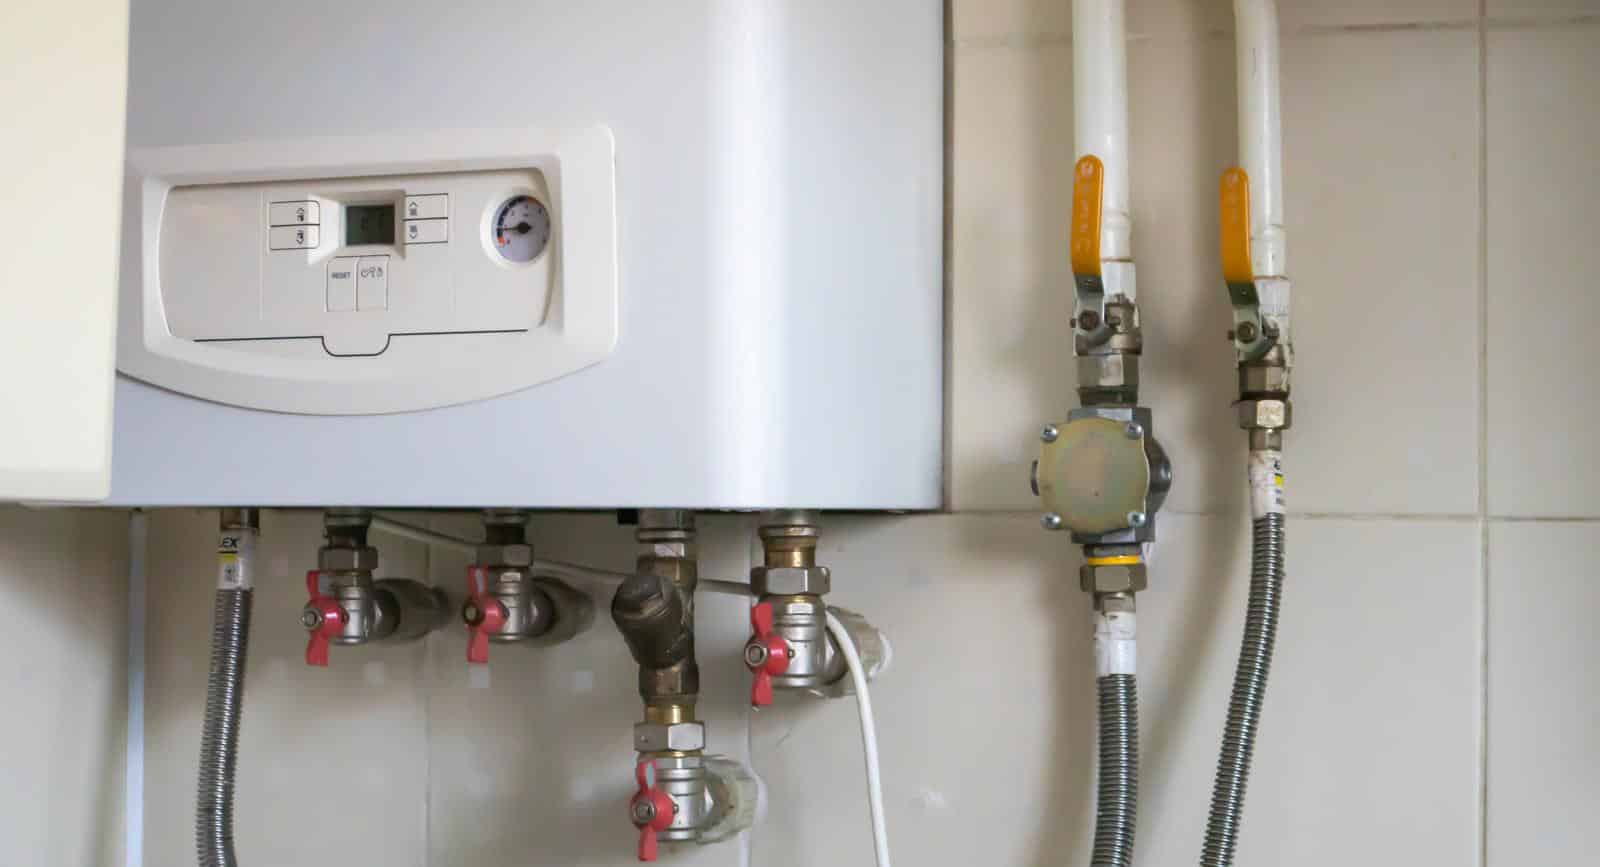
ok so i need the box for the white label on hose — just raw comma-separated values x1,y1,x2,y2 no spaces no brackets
1093,610,1137,676
1248,450,1286,519
216,530,257,590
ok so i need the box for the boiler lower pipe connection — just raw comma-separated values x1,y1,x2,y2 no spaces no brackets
197,508,259,867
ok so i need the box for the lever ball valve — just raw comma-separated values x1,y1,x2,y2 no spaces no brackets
630,759,675,862
743,601,791,707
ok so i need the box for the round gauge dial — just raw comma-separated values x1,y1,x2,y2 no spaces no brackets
491,195,552,263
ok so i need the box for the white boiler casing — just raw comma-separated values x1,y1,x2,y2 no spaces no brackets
108,0,943,509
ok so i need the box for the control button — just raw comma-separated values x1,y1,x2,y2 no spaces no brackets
269,225,320,250
404,194,448,221
269,200,320,226
356,256,389,310
326,257,357,312
403,218,448,245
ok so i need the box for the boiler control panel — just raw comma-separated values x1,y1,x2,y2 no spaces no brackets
117,126,617,416
160,169,554,357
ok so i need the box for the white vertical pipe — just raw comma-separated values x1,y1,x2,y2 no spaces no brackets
1072,0,1132,263
1234,0,1286,279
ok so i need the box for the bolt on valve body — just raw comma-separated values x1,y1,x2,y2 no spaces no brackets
302,509,448,666
744,511,887,706
462,509,593,663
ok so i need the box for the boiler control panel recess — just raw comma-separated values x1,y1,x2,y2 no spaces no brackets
159,169,555,356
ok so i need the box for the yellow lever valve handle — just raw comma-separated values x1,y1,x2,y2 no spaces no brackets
1219,166,1253,286
1070,155,1104,279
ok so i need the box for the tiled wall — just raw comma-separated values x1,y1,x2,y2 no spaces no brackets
128,1,1600,866
0,507,128,867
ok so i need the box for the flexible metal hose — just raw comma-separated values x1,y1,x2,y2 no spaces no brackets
1092,672,1139,867
1199,511,1286,866
197,588,252,867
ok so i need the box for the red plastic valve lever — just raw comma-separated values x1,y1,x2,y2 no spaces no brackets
304,570,344,667
631,759,674,861
745,601,791,707
464,565,506,664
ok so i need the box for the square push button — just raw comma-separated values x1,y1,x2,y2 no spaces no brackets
404,194,448,220
356,256,389,310
326,257,357,312
269,224,319,250
403,218,448,245
269,200,319,226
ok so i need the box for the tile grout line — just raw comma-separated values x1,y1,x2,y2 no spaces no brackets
1476,2,1492,866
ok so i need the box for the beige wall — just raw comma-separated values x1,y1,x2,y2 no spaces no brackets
0,507,127,867
126,2,1600,866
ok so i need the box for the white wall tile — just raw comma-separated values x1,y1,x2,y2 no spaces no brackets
1487,24,1600,517
0,507,128,867
751,513,1481,866
1279,0,1477,29
1487,521,1600,867
948,40,1077,511
1281,29,1481,514
144,509,433,867
1488,1,1600,20
952,0,1477,43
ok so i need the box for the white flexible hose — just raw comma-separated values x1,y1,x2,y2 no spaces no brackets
825,610,892,867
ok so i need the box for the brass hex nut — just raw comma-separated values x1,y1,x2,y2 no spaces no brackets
752,566,831,597
1236,398,1291,430
317,546,378,572
634,720,706,752
1076,354,1139,389
475,543,534,568
1238,364,1290,395
1079,562,1149,595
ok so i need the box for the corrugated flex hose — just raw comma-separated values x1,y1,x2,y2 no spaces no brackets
1199,509,1286,867
199,512,258,867
197,588,252,867
1092,672,1139,867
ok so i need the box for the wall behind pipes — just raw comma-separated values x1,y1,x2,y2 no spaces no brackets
0,507,128,867
123,1,1599,865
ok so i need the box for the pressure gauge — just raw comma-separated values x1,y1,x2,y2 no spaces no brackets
491,195,552,263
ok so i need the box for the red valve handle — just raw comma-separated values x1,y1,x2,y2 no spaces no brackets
465,565,506,664
745,601,791,707
631,759,675,861
304,570,344,667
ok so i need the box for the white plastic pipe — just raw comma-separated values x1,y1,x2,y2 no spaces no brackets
1233,0,1286,279
1072,0,1132,264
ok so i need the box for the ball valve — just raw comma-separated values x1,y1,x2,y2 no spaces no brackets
299,509,449,666
744,511,888,705
459,509,593,663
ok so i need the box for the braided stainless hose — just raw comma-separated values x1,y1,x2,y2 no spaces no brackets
1093,672,1140,867
1199,511,1286,866
197,587,252,867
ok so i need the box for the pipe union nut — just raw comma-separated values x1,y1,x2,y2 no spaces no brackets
1076,353,1139,389
317,546,378,572
634,720,706,752
1238,364,1290,396
475,543,534,568
752,565,831,597
1079,562,1149,595
1237,398,1292,431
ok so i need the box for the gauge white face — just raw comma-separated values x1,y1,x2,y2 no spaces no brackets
491,195,552,263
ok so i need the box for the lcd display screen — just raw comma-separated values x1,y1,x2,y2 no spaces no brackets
346,205,395,246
